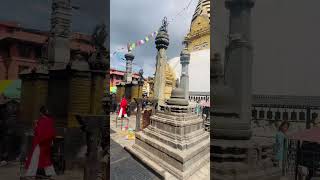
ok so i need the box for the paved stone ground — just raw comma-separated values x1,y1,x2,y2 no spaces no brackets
110,113,161,180
0,161,83,180
110,113,210,180
110,138,161,180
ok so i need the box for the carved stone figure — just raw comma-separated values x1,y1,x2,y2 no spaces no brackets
92,24,107,50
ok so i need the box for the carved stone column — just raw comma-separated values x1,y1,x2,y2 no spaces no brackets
76,115,108,180
124,52,134,83
179,42,190,100
211,1,281,179
48,0,72,69
88,46,108,115
153,18,169,106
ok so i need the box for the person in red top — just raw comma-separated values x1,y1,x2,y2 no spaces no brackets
118,96,129,129
24,106,56,178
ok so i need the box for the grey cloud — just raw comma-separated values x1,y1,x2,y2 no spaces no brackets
111,0,197,76
0,0,106,34
213,0,320,96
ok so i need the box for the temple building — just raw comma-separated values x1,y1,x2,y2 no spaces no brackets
0,21,94,80
167,0,210,102
0,21,141,96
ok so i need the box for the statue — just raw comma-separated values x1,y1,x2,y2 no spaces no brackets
159,17,168,33
92,24,107,50
88,24,108,71
138,69,144,82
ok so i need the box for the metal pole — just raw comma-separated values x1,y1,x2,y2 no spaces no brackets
136,99,141,131
306,107,311,129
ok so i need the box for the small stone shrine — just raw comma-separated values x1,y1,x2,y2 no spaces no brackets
127,22,209,178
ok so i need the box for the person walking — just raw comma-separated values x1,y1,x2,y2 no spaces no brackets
275,121,290,175
24,106,56,179
118,96,129,130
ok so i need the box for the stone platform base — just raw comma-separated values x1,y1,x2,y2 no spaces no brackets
126,133,210,180
211,137,282,180
125,145,209,180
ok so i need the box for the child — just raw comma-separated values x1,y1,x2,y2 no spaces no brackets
275,121,289,175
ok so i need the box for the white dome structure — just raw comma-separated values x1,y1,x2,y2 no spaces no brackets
168,49,210,93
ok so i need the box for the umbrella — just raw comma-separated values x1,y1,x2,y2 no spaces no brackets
0,80,21,99
110,86,117,93
200,100,210,107
289,127,320,144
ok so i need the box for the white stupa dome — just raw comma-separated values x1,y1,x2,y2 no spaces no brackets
168,49,210,93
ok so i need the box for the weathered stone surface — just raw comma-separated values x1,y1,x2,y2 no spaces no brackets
130,100,209,179
211,138,281,180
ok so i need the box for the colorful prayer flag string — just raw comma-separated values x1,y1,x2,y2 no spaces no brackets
127,30,158,51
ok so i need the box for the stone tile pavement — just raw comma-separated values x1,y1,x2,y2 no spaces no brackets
0,161,83,180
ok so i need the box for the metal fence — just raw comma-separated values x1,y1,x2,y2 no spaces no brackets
284,139,320,180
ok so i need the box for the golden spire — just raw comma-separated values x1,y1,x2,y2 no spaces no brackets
186,0,210,52
192,0,210,23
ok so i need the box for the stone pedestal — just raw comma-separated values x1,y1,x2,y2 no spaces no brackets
211,138,281,180
127,88,209,179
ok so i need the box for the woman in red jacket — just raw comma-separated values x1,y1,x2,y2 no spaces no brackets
24,106,56,178
118,96,129,129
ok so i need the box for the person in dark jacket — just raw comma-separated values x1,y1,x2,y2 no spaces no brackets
299,141,320,180
0,100,9,166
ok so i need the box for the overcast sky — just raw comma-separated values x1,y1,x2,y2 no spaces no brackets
0,0,107,38
110,0,197,77
213,0,320,96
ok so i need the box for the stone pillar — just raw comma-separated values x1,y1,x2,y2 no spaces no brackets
76,115,108,180
179,45,190,100
211,1,281,179
212,0,254,140
135,79,144,131
124,52,134,83
153,18,169,106
116,83,125,103
48,0,72,69
88,47,108,115
48,54,91,168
